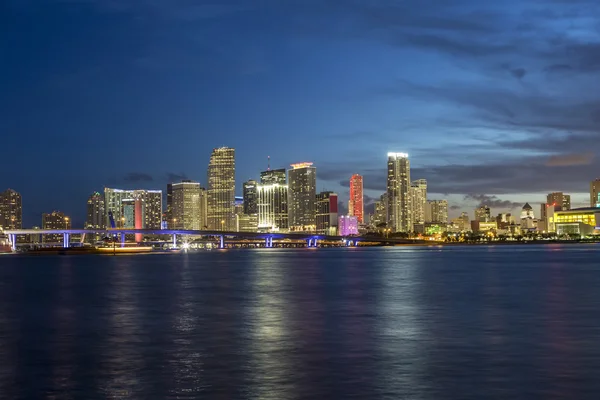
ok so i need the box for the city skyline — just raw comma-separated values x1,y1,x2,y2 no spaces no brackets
3,1,599,227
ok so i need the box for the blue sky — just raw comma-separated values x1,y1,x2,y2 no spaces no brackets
2,0,600,226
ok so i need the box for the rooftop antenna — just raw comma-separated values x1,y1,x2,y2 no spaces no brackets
267,156,271,171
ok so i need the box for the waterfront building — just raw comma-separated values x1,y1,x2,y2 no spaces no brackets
104,188,162,230
166,183,173,228
410,179,427,225
372,193,388,227
339,215,359,236
42,211,70,243
475,205,491,222
207,147,235,231
316,191,338,235
86,192,105,230
349,174,364,223
425,199,448,224
0,188,22,230
257,182,288,232
554,207,600,235
451,212,471,232
237,213,258,232
386,153,412,232
288,162,317,232
243,180,258,214
591,179,600,207
171,180,204,230
547,192,571,211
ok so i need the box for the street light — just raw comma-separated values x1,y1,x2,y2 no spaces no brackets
64,217,70,230
121,217,125,228
221,219,225,231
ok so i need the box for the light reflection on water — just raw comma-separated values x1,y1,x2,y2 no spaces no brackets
1,245,600,399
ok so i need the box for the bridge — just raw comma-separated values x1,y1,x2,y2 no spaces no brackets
2,228,418,251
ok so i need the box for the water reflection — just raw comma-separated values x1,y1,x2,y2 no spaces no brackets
246,251,294,399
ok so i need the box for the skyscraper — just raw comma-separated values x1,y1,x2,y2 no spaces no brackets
243,180,258,214
591,179,600,207
104,188,162,229
257,182,288,232
425,200,448,224
207,147,235,231
166,183,173,228
348,174,364,224
0,188,22,229
316,191,338,235
171,180,203,230
288,162,317,232
42,211,70,243
474,205,491,222
546,192,571,211
372,193,388,227
260,168,286,185
411,179,427,225
86,192,105,229
386,153,412,232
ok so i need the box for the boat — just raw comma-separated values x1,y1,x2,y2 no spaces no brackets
0,230,13,253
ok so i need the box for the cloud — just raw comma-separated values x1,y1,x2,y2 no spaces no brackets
464,194,522,209
123,172,153,183
510,68,526,79
166,172,189,182
545,152,594,167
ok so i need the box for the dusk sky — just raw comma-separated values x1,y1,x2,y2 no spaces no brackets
2,0,600,226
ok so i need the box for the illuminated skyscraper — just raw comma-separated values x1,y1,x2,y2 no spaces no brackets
386,153,412,232
207,147,235,231
316,191,338,235
104,188,162,229
166,183,173,228
171,180,203,230
425,200,448,224
372,193,388,227
411,179,427,225
591,179,600,207
257,182,288,232
261,168,286,185
348,174,364,224
474,205,491,222
546,192,570,211
288,162,317,232
243,180,258,214
42,211,71,243
339,215,359,236
0,188,22,229
86,192,105,229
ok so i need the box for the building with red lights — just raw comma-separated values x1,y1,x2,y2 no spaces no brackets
348,174,364,224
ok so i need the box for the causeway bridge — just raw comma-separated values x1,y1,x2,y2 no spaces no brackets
3,228,419,251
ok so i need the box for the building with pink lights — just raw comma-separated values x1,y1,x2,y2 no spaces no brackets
338,215,359,236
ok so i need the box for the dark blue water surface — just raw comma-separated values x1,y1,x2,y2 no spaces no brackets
1,245,600,399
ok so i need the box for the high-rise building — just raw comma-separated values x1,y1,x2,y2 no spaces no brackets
521,203,535,220
104,188,162,229
546,192,571,211
316,191,338,235
348,174,364,224
42,211,71,243
339,215,359,236
411,179,427,225
474,205,491,222
386,153,412,232
257,182,288,232
86,192,105,229
171,180,203,230
207,147,235,231
288,162,317,232
243,180,258,215
372,193,388,227
166,183,173,228
0,188,22,229
452,212,471,232
261,168,286,185
425,200,448,224
591,179,600,207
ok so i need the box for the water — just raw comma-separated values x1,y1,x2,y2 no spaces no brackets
1,245,600,399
